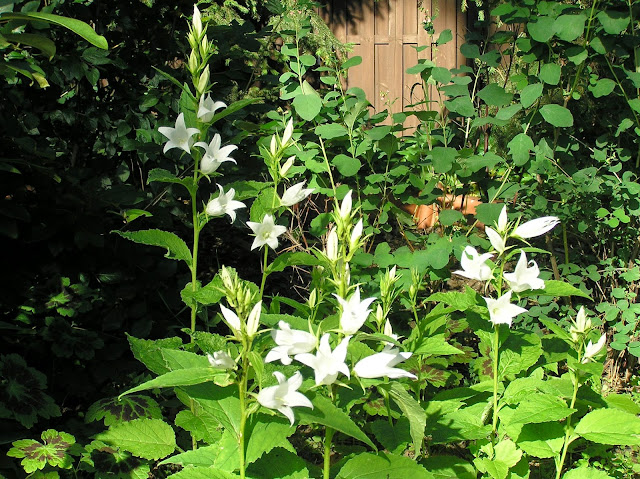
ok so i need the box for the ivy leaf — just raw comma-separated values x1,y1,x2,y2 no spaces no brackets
540,104,574,127
8,430,75,474
574,408,640,445
113,229,192,267
337,452,434,478
86,395,162,426
96,418,176,460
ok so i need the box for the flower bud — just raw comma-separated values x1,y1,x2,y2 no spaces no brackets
270,135,277,156
246,301,262,339
197,65,210,96
326,227,338,261
349,218,363,251
282,118,294,147
280,156,295,178
339,190,353,219
308,289,317,309
188,50,198,75
192,5,203,38
375,304,385,325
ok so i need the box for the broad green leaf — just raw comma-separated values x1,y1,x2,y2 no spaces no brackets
96,418,176,460
566,46,588,65
296,393,376,449
495,104,522,121
508,133,534,166
498,332,543,379
563,466,613,479
174,409,220,443
8,430,75,474
540,104,573,127
179,383,241,438
332,154,361,177
436,29,452,46
315,123,348,139
119,368,226,398
166,466,239,479
520,83,543,109
86,395,162,426
515,421,564,458
387,383,426,455
266,252,320,274
439,209,464,226
431,147,458,174
370,418,411,453
247,448,309,479
337,452,434,478
127,335,184,375
444,96,475,117
420,455,475,479
245,415,294,465
604,393,640,414
412,334,464,356
509,394,575,424
474,439,522,479
477,84,513,107
574,408,640,445
432,67,452,84
160,445,219,467
539,64,561,85
460,43,480,59
342,56,362,69
1,12,108,49
430,406,492,443
522,280,591,299
113,229,192,266
2,33,55,58
553,14,586,42
589,78,616,98
597,10,629,35
209,98,260,125
292,93,322,121
527,16,555,42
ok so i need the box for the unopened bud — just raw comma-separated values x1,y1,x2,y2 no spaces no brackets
197,65,210,95
280,156,295,177
375,304,385,325
246,301,262,338
188,50,198,74
326,227,338,261
339,190,353,219
270,135,277,156
282,118,294,147
192,5,203,38
349,218,363,251
308,289,317,309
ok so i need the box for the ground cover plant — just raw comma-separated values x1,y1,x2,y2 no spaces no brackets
2,0,640,478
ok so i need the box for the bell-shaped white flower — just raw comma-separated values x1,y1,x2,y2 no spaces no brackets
454,246,494,282
247,214,287,250
582,333,607,363
158,113,200,154
496,205,508,234
194,134,237,174
513,216,560,239
205,184,245,222
281,118,294,147
219,304,242,338
334,286,376,335
570,307,591,342
295,334,351,386
503,250,545,292
484,291,528,327
486,227,506,255
257,371,313,425
207,351,235,370
280,181,314,207
265,321,317,365
354,345,417,379
197,94,227,123
325,227,338,261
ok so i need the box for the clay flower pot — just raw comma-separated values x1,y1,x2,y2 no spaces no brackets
401,194,482,230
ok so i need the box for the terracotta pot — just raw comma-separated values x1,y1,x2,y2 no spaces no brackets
401,194,483,230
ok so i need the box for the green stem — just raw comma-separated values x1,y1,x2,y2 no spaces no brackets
259,246,269,298
555,378,579,479
323,426,335,479
492,324,500,438
238,351,250,479
190,175,201,338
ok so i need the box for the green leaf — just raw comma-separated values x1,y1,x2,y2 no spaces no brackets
165,466,239,479
8,430,75,474
508,394,575,424
520,83,543,109
245,415,294,465
315,123,348,139
597,10,629,35
86,395,162,426
460,43,480,59
539,64,561,85
566,46,588,65
495,104,522,121
337,452,434,478
523,280,591,299
413,334,464,356
420,455,475,479
478,83,513,107
444,96,475,117
332,154,361,177
387,383,426,455
2,32,55,58
508,133,534,166
296,393,376,449
292,94,322,121
179,384,241,438
247,448,309,479
431,147,458,174
553,14,586,42
96,418,176,460
431,67,452,84
562,466,614,479
574,408,640,445
540,104,573,127
266,252,320,274
589,78,616,98
498,332,543,379
160,445,220,467
209,98,260,125
604,393,640,415
527,16,555,42
515,421,565,458
113,229,192,266
1,12,108,49
342,56,362,69
474,439,522,479
370,418,411,453
439,209,464,226
147,168,194,192
120,368,226,398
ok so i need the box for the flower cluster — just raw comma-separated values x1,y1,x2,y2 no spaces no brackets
455,206,560,328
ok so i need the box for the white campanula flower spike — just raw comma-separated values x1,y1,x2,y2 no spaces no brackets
570,307,591,342
485,227,507,255
265,321,317,365
197,94,226,123
334,286,376,335
582,333,607,363
484,291,528,327
295,334,351,386
339,190,353,220
513,216,560,239
280,181,314,207
454,245,494,282
247,214,287,250
257,371,313,425
205,184,245,222
195,133,237,174
496,205,509,234
158,113,200,154
207,351,235,370
354,345,417,379
219,304,242,339
503,250,545,292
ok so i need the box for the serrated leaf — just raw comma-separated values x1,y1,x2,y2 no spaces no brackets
540,104,573,127
370,418,411,453
1,12,108,49
245,415,294,465
420,455,475,479
509,394,575,424
86,395,162,426
515,421,564,458
160,445,219,467
266,252,320,274
96,418,176,460
562,466,614,479
522,280,591,299
120,368,227,398
113,229,192,266
296,393,376,449
475,439,521,479
574,408,640,445
8,430,75,474
387,382,426,455
413,334,464,356
166,466,239,478
147,168,194,192
337,452,434,478
247,447,309,479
